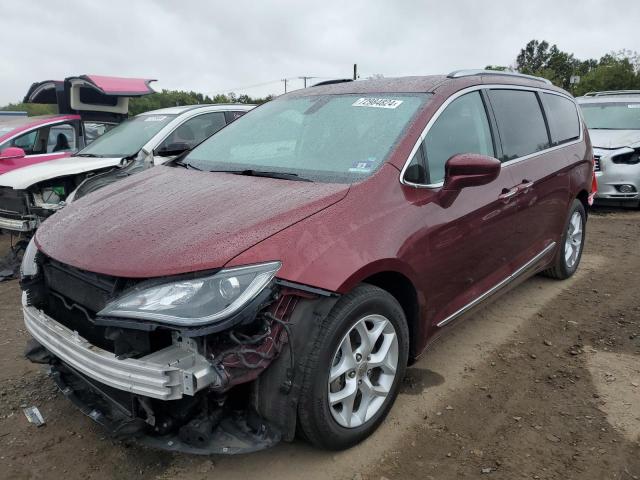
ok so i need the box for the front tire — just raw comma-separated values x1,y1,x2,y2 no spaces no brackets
544,199,586,279
297,284,409,450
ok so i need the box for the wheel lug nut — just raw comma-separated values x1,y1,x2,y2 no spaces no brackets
358,379,362,385
348,371,356,378
355,353,362,362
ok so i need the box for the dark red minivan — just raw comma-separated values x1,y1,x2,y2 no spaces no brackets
21,71,594,453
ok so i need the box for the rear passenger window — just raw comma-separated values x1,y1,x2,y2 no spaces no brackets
488,89,549,161
422,91,494,183
542,93,580,145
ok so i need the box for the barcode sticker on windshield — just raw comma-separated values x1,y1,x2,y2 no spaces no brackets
144,115,168,122
627,104,640,109
352,98,403,109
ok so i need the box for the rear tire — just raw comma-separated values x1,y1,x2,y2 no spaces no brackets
297,284,409,450
544,199,586,279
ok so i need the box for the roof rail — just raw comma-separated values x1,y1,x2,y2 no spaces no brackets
583,90,640,97
447,69,553,85
311,79,353,87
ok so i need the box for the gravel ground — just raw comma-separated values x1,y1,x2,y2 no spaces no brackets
0,208,638,480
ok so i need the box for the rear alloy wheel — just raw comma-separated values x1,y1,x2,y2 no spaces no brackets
297,284,409,450
544,199,586,279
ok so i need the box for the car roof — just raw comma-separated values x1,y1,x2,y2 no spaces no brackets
577,95,640,104
0,114,68,128
285,73,569,99
138,104,255,116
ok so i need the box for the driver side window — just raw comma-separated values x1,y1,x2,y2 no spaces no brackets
157,112,227,152
422,91,494,184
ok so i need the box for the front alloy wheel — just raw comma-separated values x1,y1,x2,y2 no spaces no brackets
297,284,409,450
328,314,399,428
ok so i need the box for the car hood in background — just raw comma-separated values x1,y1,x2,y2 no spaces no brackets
588,129,640,150
0,156,123,189
35,166,350,278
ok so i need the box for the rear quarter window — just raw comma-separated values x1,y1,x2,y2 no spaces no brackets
542,93,580,145
487,89,550,161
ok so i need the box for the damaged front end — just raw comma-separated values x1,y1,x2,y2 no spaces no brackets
21,243,334,454
0,178,83,234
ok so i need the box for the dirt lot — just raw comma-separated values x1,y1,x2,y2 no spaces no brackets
1,208,639,480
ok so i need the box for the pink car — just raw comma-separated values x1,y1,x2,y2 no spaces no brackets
0,75,155,175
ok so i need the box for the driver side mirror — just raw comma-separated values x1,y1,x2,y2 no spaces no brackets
438,153,501,208
0,147,26,161
155,142,191,158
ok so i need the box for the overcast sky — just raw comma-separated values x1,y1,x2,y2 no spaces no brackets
2,0,639,105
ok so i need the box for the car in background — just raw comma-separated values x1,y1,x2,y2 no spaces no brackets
0,75,156,176
0,104,253,234
21,71,594,454
577,90,640,207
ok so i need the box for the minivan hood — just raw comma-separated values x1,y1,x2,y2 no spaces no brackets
588,129,640,150
0,155,123,189
35,166,350,278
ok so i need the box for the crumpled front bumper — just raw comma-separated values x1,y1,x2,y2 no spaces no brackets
594,149,640,204
22,293,222,400
0,213,37,232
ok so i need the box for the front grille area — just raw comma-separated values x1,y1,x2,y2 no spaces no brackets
0,187,30,215
27,256,171,357
594,156,601,171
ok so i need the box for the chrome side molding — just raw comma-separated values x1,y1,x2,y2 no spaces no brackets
436,242,557,328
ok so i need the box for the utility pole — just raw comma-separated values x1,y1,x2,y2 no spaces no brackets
353,64,358,80
299,76,314,88
281,78,288,93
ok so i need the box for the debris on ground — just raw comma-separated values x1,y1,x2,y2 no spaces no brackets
23,406,46,426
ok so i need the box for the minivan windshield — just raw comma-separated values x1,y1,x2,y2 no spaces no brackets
183,93,430,183
580,102,640,130
76,113,177,158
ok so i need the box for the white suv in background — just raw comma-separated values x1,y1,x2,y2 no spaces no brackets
577,91,640,207
0,104,254,234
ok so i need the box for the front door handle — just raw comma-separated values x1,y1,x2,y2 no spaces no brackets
519,179,535,190
499,187,519,200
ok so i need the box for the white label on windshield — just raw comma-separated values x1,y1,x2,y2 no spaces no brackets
144,115,168,122
627,104,640,109
352,98,403,109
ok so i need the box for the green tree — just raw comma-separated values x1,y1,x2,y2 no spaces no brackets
574,52,640,96
516,40,580,89
0,102,57,116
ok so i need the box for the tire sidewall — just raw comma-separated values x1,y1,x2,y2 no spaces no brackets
301,286,409,449
559,200,586,277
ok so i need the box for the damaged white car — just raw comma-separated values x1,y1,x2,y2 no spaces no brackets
0,104,253,239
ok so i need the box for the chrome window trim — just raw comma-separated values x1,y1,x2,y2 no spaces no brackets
399,84,583,189
436,241,557,328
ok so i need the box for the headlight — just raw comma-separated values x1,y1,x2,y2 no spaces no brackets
98,261,281,326
20,238,39,278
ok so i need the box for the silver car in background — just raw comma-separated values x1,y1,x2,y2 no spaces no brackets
578,91,640,207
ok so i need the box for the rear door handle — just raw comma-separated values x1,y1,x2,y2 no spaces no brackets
499,187,519,200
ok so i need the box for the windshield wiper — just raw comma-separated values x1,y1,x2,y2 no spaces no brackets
173,159,202,171
230,169,313,182
76,153,102,158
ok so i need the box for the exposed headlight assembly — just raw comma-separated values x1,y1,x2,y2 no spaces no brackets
98,261,281,326
20,238,39,278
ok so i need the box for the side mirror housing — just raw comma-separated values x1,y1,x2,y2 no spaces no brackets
156,142,191,158
0,147,26,161
438,153,501,207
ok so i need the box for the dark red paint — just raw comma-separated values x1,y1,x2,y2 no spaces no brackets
35,75,594,358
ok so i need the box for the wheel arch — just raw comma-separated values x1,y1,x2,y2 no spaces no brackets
360,270,422,361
